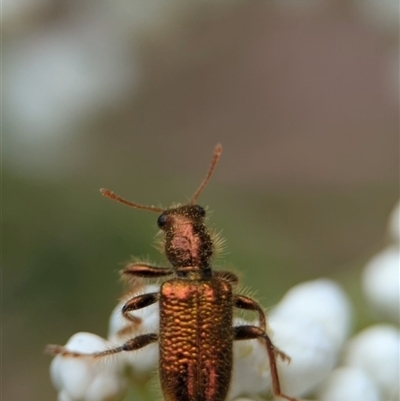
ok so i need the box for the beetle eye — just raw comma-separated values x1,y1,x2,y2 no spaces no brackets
157,213,168,228
193,205,206,217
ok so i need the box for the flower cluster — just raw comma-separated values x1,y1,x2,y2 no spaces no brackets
48,203,399,401
315,201,400,401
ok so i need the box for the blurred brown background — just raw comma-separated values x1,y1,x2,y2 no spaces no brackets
4,1,399,400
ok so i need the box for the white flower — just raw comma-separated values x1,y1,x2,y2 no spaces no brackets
342,324,400,401
50,279,353,401
49,283,161,401
317,366,381,401
319,201,400,401
108,284,160,383
228,279,351,400
228,317,273,399
270,279,352,350
49,332,128,401
362,201,400,323
362,246,400,323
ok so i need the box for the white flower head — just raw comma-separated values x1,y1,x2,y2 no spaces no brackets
271,279,352,350
228,317,272,400
343,324,400,401
361,199,400,323
49,279,353,401
108,284,160,383
317,366,381,401
50,332,128,401
228,279,351,400
267,313,337,397
362,246,400,323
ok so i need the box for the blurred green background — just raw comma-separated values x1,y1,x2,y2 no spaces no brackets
4,1,399,400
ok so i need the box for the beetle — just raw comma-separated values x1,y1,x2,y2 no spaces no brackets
47,145,299,401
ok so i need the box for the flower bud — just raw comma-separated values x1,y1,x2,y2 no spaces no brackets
343,324,400,401
362,246,400,322
108,284,160,383
50,332,128,401
317,366,381,401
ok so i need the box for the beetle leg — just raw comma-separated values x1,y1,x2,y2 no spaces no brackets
122,263,173,279
234,294,267,329
233,295,290,362
122,292,159,320
95,333,158,357
45,333,158,358
115,292,159,336
233,325,297,401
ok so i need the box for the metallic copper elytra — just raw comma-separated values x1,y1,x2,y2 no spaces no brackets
46,145,300,401
159,279,232,401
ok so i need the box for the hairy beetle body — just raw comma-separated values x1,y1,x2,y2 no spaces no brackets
46,145,299,401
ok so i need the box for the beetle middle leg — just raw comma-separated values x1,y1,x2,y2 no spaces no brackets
46,293,160,358
114,292,160,337
46,333,158,358
234,295,290,362
233,325,299,401
122,292,159,321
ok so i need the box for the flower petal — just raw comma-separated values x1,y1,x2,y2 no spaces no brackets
50,332,128,401
268,314,337,396
362,246,400,322
228,280,348,399
317,366,381,401
271,279,352,350
108,284,160,383
343,324,400,401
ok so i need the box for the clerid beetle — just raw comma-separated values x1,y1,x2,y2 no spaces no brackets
47,145,299,401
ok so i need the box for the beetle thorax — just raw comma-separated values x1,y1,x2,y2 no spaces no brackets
164,214,213,270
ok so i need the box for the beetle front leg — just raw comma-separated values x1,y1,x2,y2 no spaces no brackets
122,263,173,280
46,333,158,358
233,325,297,401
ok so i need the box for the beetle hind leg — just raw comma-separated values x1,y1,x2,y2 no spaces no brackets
233,325,300,401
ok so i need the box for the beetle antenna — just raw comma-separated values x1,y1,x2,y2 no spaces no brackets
190,144,222,204
100,188,164,213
